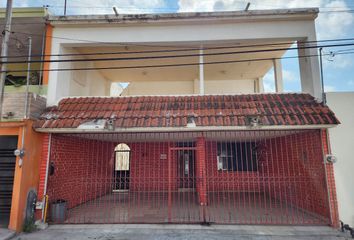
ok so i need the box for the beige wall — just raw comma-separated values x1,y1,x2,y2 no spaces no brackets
122,80,194,96
327,92,354,226
47,14,321,105
205,79,255,94
121,79,256,96
49,47,109,104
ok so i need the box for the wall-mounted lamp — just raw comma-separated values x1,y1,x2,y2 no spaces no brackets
107,118,116,131
186,116,196,128
326,154,337,164
14,149,25,167
247,116,261,128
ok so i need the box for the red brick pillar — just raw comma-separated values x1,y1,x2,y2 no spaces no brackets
196,137,207,205
321,129,340,228
36,133,51,221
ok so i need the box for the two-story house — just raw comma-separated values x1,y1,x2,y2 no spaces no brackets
0,7,344,232
33,8,340,227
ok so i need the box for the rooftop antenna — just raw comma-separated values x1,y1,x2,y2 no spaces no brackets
245,2,251,11
64,0,67,15
113,6,119,16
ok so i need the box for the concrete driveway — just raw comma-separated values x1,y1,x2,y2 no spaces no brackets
12,224,350,240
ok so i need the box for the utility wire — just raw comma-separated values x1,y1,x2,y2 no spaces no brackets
3,31,354,59
3,50,353,74
1,42,354,65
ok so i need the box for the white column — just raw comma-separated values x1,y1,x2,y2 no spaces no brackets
273,59,283,93
298,40,322,100
193,78,199,94
258,77,264,93
47,43,71,106
199,48,205,95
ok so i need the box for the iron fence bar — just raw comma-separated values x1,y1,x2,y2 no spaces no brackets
45,130,331,225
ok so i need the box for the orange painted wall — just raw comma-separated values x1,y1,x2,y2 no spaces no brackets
42,24,53,85
1,120,45,232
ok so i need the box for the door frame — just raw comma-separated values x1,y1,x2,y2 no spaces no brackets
169,146,197,190
113,149,131,192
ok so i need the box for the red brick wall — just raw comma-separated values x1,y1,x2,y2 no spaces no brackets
129,142,178,191
261,130,330,221
196,137,207,205
47,135,114,209
321,129,339,228
37,133,50,200
42,131,337,226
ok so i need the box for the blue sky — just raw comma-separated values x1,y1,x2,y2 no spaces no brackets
2,0,354,93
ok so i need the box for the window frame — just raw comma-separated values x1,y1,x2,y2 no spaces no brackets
216,141,258,172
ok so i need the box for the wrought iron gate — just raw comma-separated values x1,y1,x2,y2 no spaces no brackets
47,130,332,225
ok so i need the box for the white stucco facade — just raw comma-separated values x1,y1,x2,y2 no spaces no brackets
327,92,354,226
46,9,322,105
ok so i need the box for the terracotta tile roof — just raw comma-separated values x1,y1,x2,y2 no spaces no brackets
34,93,339,130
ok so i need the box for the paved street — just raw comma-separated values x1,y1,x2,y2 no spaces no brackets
12,224,350,240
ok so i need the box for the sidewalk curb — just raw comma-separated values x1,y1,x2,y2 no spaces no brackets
0,231,16,240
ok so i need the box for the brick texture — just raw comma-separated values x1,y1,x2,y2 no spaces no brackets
205,141,260,192
47,135,114,209
196,137,207,205
321,129,340,228
3,92,46,120
261,130,331,223
37,133,50,200
129,142,177,191
41,130,337,226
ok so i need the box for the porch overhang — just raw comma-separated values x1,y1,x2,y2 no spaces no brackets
35,124,337,134
34,93,340,132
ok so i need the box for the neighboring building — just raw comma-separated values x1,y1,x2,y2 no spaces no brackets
0,8,48,231
327,92,354,227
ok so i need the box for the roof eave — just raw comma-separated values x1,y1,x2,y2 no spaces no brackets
34,124,337,134
48,8,319,26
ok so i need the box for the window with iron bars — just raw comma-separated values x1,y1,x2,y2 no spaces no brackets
217,142,258,171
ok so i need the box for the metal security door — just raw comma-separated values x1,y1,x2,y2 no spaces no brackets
177,150,196,189
0,136,17,227
169,146,200,223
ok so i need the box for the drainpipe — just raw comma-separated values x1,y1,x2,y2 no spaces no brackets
199,47,205,95
319,47,326,104
38,24,46,86
24,37,32,119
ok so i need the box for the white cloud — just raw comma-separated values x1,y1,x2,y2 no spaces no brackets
177,0,354,40
324,84,336,92
283,69,297,83
316,1,354,39
66,0,166,15
263,70,275,92
5,0,167,15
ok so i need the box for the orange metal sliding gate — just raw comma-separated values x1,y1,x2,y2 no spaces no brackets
46,130,332,225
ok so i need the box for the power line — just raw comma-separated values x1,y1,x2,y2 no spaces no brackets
3,50,353,74
4,30,354,59
2,41,354,65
